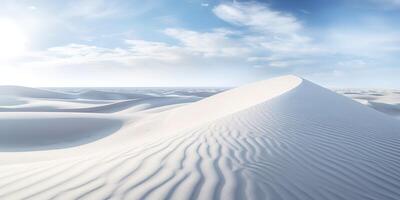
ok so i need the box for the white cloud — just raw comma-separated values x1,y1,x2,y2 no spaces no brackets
63,0,119,19
31,2,320,72
3,1,399,86
124,40,187,62
4,37,254,86
164,28,250,57
156,15,180,26
213,2,302,35
30,40,188,68
61,0,158,19
323,29,400,58
368,0,400,8
211,2,400,75
337,59,367,68
211,2,324,68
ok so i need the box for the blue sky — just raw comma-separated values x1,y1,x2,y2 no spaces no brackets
0,0,399,88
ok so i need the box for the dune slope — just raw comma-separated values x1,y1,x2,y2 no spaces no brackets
0,113,123,151
0,75,399,200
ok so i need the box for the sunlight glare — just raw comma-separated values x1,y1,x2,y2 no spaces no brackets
0,19,27,60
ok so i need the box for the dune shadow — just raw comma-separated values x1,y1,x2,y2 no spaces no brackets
0,117,123,152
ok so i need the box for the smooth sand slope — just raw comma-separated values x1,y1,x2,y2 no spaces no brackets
0,75,400,200
0,113,123,151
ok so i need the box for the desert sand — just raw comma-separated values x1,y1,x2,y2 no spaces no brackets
336,88,400,119
0,75,399,200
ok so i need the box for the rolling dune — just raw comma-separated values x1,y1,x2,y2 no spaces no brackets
0,75,399,200
0,113,123,151
0,86,75,99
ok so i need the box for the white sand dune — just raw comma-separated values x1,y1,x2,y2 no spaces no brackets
0,75,400,200
0,113,123,152
0,86,75,99
337,88,400,119
78,90,155,100
0,96,198,113
0,86,199,114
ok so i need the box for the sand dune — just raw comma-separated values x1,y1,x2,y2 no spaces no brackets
0,87,199,113
337,88,400,119
0,97,197,113
0,86,75,99
0,75,399,199
78,90,155,100
0,113,123,151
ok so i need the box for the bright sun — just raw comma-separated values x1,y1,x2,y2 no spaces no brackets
0,19,27,60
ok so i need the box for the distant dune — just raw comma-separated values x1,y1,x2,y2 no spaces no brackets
0,85,75,99
78,90,155,100
336,88,400,119
0,75,399,199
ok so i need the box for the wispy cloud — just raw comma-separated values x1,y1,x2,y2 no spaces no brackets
62,0,120,19
12,2,397,70
6,2,321,76
29,40,185,67
156,15,180,26
213,2,302,35
324,29,400,57
367,0,400,8
58,0,160,19
2,0,399,87
213,2,323,68
164,28,249,57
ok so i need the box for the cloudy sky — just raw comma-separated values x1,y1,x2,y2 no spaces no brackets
0,0,399,88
